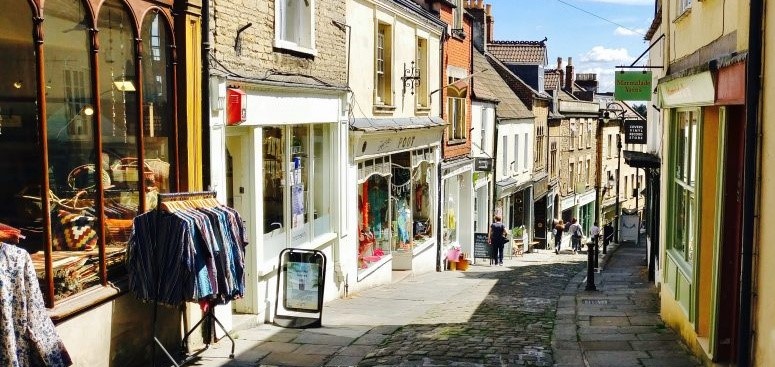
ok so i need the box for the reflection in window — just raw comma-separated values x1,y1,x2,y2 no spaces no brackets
412,161,433,245
290,125,310,244
142,10,173,198
312,125,332,237
263,126,286,262
444,178,460,245
670,110,698,266
43,0,101,301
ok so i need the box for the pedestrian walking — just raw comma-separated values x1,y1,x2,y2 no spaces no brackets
603,222,614,251
569,218,584,253
488,215,508,266
590,222,601,246
553,219,564,254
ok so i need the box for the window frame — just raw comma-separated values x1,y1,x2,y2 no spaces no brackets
274,0,317,56
415,37,429,109
668,108,699,267
375,22,393,107
446,85,466,142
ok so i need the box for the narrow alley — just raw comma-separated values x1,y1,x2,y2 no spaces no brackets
192,243,699,367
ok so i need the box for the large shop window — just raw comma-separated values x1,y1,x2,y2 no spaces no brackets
0,0,178,307
669,109,699,266
357,149,435,272
262,124,332,265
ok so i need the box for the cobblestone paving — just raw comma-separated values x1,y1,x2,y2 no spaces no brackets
358,254,587,367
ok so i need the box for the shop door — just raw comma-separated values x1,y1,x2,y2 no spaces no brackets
226,132,258,314
533,196,547,248
716,106,745,362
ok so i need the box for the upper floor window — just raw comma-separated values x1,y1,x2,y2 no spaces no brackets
550,142,557,178
523,133,528,172
453,0,463,31
514,134,519,173
447,77,466,141
375,23,393,106
607,134,612,157
502,135,509,172
416,37,429,108
275,0,315,54
678,0,691,14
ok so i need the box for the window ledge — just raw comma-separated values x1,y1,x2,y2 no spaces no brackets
673,7,692,22
273,39,318,57
50,279,127,323
415,106,432,115
373,104,397,114
451,29,467,40
447,139,467,146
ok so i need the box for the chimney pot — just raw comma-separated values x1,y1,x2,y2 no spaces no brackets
485,4,491,15
557,57,562,70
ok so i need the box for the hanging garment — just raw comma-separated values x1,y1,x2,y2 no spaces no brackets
0,244,72,367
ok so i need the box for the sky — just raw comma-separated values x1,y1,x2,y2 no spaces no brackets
485,0,655,93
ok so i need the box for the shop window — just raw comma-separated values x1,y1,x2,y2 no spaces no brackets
446,77,466,141
669,111,699,265
312,125,332,237
412,158,433,246
274,0,315,54
358,159,391,271
375,23,393,106
443,177,460,245
391,153,411,252
263,126,286,260
290,125,310,244
142,10,174,197
416,37,429,109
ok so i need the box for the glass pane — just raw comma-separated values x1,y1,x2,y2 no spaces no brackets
263,126,286,262
687,191,695,263
312,124,332,237
290,125,309,244
359,174,390,271
44,0,101,301
98,2,139,277
142,10,173,199
675,111,688,182
673,185,687,254
391,153,411,252
688,111,698,186
443,178,459,245
412,161,433,245
0,1,44,254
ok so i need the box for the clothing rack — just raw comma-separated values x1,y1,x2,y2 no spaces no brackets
151,191,235,367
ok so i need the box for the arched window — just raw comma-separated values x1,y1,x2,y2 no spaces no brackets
141,9,174,197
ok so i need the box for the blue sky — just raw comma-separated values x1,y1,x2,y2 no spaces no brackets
485,0,655,92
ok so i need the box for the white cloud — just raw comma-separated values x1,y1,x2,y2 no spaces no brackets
581,46,634,63
614,26,646,36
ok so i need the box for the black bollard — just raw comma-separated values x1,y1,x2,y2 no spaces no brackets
585,240,597,291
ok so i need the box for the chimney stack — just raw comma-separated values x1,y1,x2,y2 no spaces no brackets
565,57,574,92
486,4,494,43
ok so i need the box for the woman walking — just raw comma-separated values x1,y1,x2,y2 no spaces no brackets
488,215,507,266
553,219,564,254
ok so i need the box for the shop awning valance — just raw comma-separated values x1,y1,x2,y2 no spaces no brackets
623,150,661,169
350,116,446,132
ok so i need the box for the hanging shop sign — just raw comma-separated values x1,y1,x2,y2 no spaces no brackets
623,120,647,144
474,157,493,172
614,71,652,101
658,71,714,107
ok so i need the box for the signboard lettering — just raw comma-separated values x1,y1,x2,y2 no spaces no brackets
474,157,493,172
614,71,652,101
624,120,647,144
474,233,490,259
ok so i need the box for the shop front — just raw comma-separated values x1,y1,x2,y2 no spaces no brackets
441,158,474,268
208,79,348,320
350,118,444,289
0,0,203,364
495,180,532,253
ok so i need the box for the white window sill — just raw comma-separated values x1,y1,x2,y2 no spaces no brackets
273,39,317,57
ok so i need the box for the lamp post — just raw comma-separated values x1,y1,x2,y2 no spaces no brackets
601,102,626,244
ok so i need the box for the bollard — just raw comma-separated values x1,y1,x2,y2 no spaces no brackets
585,240,597,291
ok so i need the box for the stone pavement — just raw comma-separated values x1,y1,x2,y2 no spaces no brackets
186,242,699,367
552,241,701,367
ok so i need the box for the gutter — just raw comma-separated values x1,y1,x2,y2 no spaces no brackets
738,0,763,364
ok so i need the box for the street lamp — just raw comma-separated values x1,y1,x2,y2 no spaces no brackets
601,102,626,245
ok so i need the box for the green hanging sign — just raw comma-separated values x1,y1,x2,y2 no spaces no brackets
614,71,652,101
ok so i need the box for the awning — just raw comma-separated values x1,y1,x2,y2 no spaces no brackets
495,178,532,199
623,150,661,169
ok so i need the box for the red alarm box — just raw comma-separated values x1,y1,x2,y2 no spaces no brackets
227,88,246,125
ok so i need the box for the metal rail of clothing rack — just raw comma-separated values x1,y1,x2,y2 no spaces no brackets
151,191,235,367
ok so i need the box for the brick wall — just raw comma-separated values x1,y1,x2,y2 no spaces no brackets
439,5,473,159
210,0,347,87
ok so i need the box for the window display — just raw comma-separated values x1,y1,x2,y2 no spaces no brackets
444,177,460,245
0,0,179,306
358,172,390,270
312,125,332,236
412,161,433,244
263,126,286,260
391,153,412,252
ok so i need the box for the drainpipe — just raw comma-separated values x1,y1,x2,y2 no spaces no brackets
202,0,211,189
491,117,500,219
738,0,763,364
436,32,447,272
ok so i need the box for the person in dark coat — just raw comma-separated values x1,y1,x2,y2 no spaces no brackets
603,222,614,250
488,215,508,266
